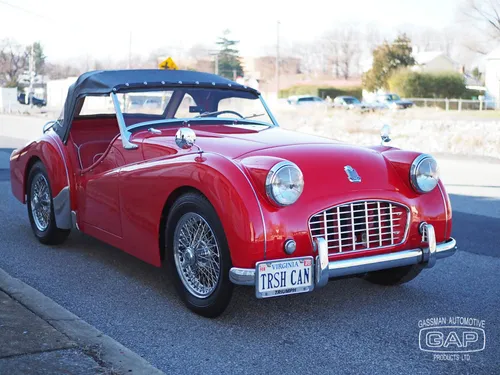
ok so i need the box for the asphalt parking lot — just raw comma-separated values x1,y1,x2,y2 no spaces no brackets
1,123,499,374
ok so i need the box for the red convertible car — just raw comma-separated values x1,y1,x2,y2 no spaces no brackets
10,70,456,317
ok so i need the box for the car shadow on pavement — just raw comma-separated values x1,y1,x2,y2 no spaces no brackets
45,229,436,323
5,187,498,325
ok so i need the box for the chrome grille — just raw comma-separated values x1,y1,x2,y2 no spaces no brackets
309,200,409,255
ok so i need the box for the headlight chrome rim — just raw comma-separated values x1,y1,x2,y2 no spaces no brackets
410,154,439,193
265,161,304,206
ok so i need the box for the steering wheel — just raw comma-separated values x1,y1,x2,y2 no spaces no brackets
198,110,244,118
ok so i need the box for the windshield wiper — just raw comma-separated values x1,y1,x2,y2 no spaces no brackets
196,111,221,118
242,113,265,119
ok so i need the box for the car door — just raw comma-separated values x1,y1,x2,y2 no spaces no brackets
77,139,124,239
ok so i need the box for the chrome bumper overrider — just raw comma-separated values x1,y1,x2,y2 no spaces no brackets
229,224,457,287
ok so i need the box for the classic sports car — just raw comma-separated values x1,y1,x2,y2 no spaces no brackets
10,70,457,317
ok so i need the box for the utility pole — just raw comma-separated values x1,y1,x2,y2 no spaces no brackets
128,31,132,69
276,20,280,98
28,43,35,107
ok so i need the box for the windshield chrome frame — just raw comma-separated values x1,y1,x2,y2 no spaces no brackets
259,94,279,127
113,89,279,135
111,92,138,150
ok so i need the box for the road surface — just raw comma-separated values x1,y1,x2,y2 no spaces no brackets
1,115,499,374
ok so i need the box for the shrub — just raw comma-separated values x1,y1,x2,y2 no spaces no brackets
279,85,320,98
279,85,363,100
388,70,467,98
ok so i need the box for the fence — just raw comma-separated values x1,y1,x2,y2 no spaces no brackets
407,98,499,111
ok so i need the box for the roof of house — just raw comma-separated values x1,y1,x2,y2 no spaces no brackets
413,51,451,65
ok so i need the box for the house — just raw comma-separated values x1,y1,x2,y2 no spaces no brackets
485,46,500,107
411,51,457,73
361,50,457,74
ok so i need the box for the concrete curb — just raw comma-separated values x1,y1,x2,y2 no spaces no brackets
0,268,165,375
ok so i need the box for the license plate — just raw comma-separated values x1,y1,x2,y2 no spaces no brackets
255,256,314,298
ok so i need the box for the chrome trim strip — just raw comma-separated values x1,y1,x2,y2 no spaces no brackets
421,224,437,268
228,238,457,286
436,237,457,259
229,268,255,286
48,133,70,187
71,210,80,230
437,183,449,238
52,187,72,229
314,237,329,288
211,152,267,259
48,133,72,230
328,249,423,278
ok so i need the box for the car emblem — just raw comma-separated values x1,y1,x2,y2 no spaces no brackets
344,165,361,183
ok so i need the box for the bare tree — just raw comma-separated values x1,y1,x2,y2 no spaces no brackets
45,62,82,80
323,29,341,78
464,0,500,37
338,28,361,79
461,0,500,54
0,39,29,87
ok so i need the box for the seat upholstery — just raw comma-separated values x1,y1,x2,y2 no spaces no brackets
77,140,111,169
70,116,120,169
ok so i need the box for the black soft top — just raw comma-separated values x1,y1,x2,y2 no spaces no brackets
56,69,258,141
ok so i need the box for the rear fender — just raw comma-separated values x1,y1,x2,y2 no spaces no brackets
10,132,73,229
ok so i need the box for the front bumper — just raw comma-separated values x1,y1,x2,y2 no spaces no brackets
229,223,457,287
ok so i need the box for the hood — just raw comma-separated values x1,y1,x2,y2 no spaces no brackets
240,143,402,199
140,124,339,159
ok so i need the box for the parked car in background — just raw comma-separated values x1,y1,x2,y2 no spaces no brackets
376,93,413,109
287,95,326,106
479,92,497,110
10,69,456,317
333,96,369,111
17,93,47,107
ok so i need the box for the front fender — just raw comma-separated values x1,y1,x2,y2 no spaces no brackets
118,152,266,268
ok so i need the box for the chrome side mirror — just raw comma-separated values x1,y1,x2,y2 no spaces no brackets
380,124,391,145
175,127,197,149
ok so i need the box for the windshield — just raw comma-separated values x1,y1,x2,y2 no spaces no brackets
77,87,275,128
343,97,360,104
381,94,401,101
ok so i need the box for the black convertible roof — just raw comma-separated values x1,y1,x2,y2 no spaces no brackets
57,69,259,141
67,69,256,96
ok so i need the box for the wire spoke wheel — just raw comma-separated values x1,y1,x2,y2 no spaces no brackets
173,212,221,299
30,174,51,232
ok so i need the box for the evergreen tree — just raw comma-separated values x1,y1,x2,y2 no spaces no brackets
25,42,46,74
363,34,415,91
216,30,243,79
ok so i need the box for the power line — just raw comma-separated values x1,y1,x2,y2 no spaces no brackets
0,0,57,22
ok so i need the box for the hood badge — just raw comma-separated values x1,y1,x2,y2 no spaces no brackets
344,165,361,183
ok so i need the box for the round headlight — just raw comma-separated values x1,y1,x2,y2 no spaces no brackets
410,154,439,193
265,161,304,206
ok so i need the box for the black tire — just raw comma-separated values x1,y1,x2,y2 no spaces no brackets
362,264,423,286
27,162,70,245
165,192,233,318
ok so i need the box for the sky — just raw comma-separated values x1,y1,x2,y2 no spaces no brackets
0,0,460,62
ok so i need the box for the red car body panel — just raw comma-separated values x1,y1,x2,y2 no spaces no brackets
10,121,453,270
10,134,71,204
